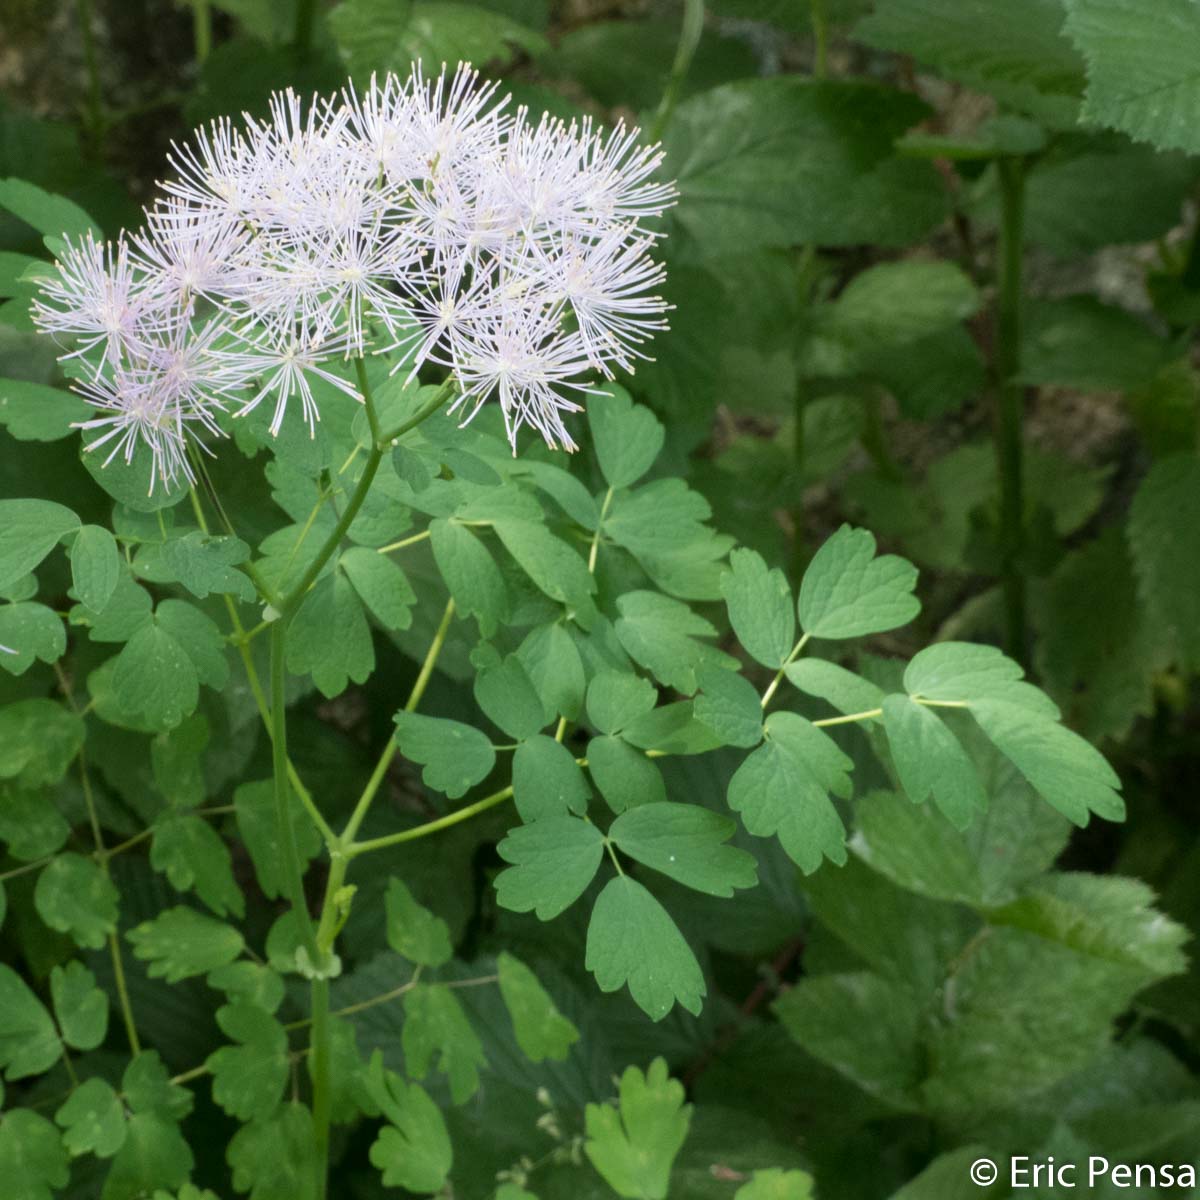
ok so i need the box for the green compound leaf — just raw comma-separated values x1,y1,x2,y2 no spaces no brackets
720,547,796,669
287,572,373,699
614,591,735,693
609,803,758,897
50,961,108,1051
392,710,495,799
360,1051,453,1193
586,735,667,814
587,383,666,489
473,648,547,741
734,1169,816,1200
0,788,70,861
881,695,987,829
798,525,919,640
34,853,119,950
55,1077,126,1159
206,1003,289,1121
903,641,1055,713
135,531,256,602
0,963,61,1078
341,546,416,631
150,813,244,918
693,664,764,749
122,1050,194,1119
497,951,579,1063
493,517,597,619
786,658,886,718
0,1109,70,1200
401,983,485,1104
728,711,852,874
586,669,658,737
69,524,121,612
584,1057,692,1198
495,816,606,919
0,602,66,676
429,518,508,637
1064,0,1200,154
127,906,245,982
385,877,452,967
0,699,84,788
234,779,322,902
0,499,79,591
208,961,286,1014
0,377,89,442
512,734,591,822
585,876,706,1020
516,621,586,722
227,1103,316,1200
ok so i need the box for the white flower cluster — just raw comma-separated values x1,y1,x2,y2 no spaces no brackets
33,63,676,488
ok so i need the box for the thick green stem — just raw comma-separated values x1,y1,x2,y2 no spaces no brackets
995,157,1028,663
647,0,705,143
192,0,212,63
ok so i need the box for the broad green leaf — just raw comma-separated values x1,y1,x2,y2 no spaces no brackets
0,1109,69,1200
385,877,452,967
227,1104,316,1200
50,961,108,1051
0,603,66,676
584,1058,692,1198
76,569,153,642
887,1148,1004,1199
882,696,988,829
341,547,416,631
402,983,485,1104
56,1077,126,1158
0,787,70,861
728,711,852,873
586,670,657,736
122,1050,195,1119
207,961,286,1014
798,525,919,639
393,710,495,799
429,518,508,636
586,734,667,813
135,531,256,602
151,715,209,808
0,700,83,787
102,1111,193,1200
360,1052,452,1193
328,0,416,76
512,735,590,822
83,440,190,514
234,780,323,901
587,384,665,489
622,700,725,756
735,1169,816,1200
0,378,89,441
0,178,101,239
1064,0,1200,153
151,813,244,918
111,621,198,731
496,951,579,1063
34,853,119,950
586,876,706,1019
516,621,585,722
287,573,373,698
473,649,547,741
206,1003,289,1121
493,518,596,619
495,815,605,919
720,548,795,669
609,802,758,897
785,658,885,718
614,590,734,693
0,499,79,590
903,641,1055,713
69,524,120,611
127,906,244,982
693,664,764,748
0,963,61,1078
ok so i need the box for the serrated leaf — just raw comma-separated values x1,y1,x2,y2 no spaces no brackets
609,802,758,897
227,1104,316,1200
0,602,66,676
586,734,667,814
360,1052,452,1193
614,591,734,693
882,695,987,829
586,670,658,736
512,735,590,822
34,853,119,950
50,961,108,1050
69,524,120,611
584,1057,692,1198
0,963,61,1078
287,573,374,698
497,951,579,1063
385,877,452,967
127,906,244,982
151,813,244,918
341,547,416,631
55,1077,126,1158
495,816,606,919
122,1051,194,1119
402,983,485,1104
429,518,508,636
586,876,706,1019
234,779,322,902
798,525,919,639
207,961,286,1014
587,384,664,489
720,548,795,669
693,664,764,748
206,1004,289,1121
393,710,495,799
728,711,852,873
0,1109,70,1200
0,499,79,591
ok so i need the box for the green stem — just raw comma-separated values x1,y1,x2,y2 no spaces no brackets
588,488,614,574
995,157,1028,663
812,0,830,79
647,0,705,143
74,0,104,152
348,785,515,859
379,376,457,444
192,0,212,63
309,976,332,1199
